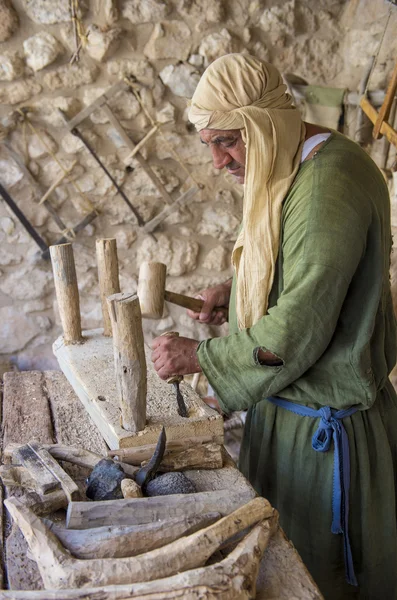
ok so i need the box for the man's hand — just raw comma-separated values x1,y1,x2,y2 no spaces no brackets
187,280,232,325
152,335,202,380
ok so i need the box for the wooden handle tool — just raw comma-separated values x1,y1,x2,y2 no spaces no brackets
160,332,188,418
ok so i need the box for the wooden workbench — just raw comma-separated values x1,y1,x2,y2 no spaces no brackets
0,371,323,599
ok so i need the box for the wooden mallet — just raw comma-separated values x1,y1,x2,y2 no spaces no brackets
137,262,228,319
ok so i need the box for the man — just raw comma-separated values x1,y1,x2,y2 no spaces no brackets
152,54,397,599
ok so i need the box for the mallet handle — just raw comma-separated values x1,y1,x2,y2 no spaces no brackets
164,290,228,319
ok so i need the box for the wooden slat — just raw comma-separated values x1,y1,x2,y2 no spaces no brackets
373,61,397,139
64,81,129,131
360,97,397,148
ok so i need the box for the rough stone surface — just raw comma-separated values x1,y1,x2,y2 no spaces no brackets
28,96,81,127
122,0,170,24
202,245,230,271
144,21,192,61
156,102,176,124
146,472,197,496
178,0,223,25
107,58,155,85
0,155,24,187
22,0,85,24
0,79,42,104
85,25,122,62
0,267,53,300
0,216,15,235
156,132,211,166
0,247,23,265
0,0,19,43
0,306,42,353
43,63,98,91
197,191,241,242
23,32,63,72
137,234,199,276
159,63,200,98
0,52,24,82
27,130,58,159
95,0,118,25
199,28,234,66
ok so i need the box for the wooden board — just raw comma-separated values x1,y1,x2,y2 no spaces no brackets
53,329,224,450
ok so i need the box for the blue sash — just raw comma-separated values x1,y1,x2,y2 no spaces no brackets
267,396,358,586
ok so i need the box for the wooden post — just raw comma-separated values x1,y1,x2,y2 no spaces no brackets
137,262,167,319
96,238,121,336
107,293,147,432
50,243,82,344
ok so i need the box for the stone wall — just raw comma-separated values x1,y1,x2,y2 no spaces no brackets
0,0,396,371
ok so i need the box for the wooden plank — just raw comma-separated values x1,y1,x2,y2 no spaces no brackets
53,329,224,450
2,371,55,592
66,487,257,529
12,445,60,495
360,97,397,148
64,81,129,131
143,187,198,234
27,443,80,502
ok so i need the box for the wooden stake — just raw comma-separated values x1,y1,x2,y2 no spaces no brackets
50,243,82,344
137,262,166,319
96,238,121,336
107,293,147,432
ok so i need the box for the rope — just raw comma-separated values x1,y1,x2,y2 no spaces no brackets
17,110,97,214
123,77,204,190
364,4,393,96
69,0,89,63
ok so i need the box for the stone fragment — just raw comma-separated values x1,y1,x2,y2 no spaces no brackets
95,0,118,25
61,130,99,154
22,0,85,24
0,79,42,105
122,0,170,24
27,131,57,159
144,21,192,61
43,63,98,91
202,245,230,271
159,63,200,98
137,234,199,277
197,191,241,242
188,54,203,67
146,472,196,496
0,247,23,265
156,132,211,166
107,58,155,85
156,102,176,124
0,156,24,187
28,96,81,127
199,28,234,66
86,459,126,501
0,306,42,354
0,52,24,82
0,266,52,300
82,87,140,124
0,0,19,43
85,25,121,62
112,227,137,249
178,0,223,24
126,164,179,198
250,41,270,63
0,216,15,235
23,32,63,72
259,0,295,36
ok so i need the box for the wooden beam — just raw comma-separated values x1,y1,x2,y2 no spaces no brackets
44,512,220,559
360,96,397,148
66,487,258,529
142,186,198,234
27,442,80,502
373,61,397,139
107,293,147,432
96,238,121,336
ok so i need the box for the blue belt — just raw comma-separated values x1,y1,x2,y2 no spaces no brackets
267,396,358,586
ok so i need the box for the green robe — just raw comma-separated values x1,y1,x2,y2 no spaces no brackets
197,132,397,600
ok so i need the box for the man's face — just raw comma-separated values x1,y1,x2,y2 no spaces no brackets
200,128,246,184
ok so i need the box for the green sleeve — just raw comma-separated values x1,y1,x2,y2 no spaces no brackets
197,159,371,413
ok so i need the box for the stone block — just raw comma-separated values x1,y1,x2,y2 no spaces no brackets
137,233,199,276
94,0,118,25
0,155,24,187
0,52,24,81
0,79,42,105
0,0,19,42
107,58,155,85
43,63,98,91
159,63,200,98
144,21,192,61
122,0,170,24
23,32,63,72
156,132,211,166
0,266,53,301
27,130,57,159
85,25,122,62
199,28,234,66
22,0,85,24
202,245,230,271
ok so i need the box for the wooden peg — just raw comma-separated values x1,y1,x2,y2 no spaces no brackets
96,238,121,336
50,243,82,344
107,293,147,432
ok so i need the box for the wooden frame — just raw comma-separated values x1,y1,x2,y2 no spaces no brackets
360,59,397,148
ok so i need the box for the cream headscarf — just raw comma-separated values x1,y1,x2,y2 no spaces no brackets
188,53,305,329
